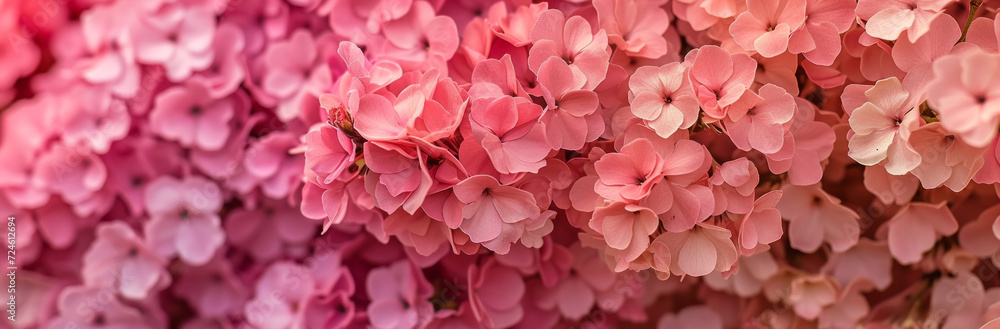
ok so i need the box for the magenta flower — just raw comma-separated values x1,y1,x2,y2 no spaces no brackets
629,63,700,138
143,176,225,265
687,45,758,120
729,0,806,58
150,82,235,151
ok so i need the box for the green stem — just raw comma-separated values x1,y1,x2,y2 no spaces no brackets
959,0,984,43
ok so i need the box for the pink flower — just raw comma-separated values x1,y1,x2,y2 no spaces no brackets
909,122,985,191
709,158,759,215
225,200,319,262
143,176,225,265
244,261,318,329
304,124,356,185
889,14,961,96
535,57,602,150
824,239,894,290
454,175,540,254
594,0,672,59
724,84,796,155
259,29,318,101
856,0,953,42
363,141,434,215
35,143,107,205
736,190,783,255
846,77,922,174
788,275,838,320
657,305,724,329
687,45,758,120
243,131,305,199
82,222,170,300
468,259,526,328
366,260,435,329
594,138,663,203
766,99,837,186
131,3,215,81
189,22,247,99
150,82,235,151
776,184,860,253
468,96,550,174
173,258,248,317
528,9,611,90
628,63,700,138
729,0,806,58
380,1,460,70
653,223,738,277
47,285,154,329
926,50,1000,148
590,203,660,271
882,202,958,264
788,0,856,65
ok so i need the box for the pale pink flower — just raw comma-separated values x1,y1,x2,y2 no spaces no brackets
628,63,700,138
131,3,215,81
824,239,894,290
535,57,603,150
367,260,435,329
862,164,919,205
724,84,796,154
846,77,921,174
653,223,738,277
594,0,672,59
856,0,954,42
150,82,235,151
590,203,660,271
881,202,958,264
143,176,225,265
703,251,779,297
909,123,985,191
729,0,806,58
926,50,1000,148
687,45,758,120
736,190,783,255
528,9,611,90
709,157,759,215
776,184,860,253
82,222,170,300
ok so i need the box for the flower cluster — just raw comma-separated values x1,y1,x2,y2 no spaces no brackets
3,0,1000,328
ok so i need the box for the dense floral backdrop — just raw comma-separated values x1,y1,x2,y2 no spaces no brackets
3,0,1000,328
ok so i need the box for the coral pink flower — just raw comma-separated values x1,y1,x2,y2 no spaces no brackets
367,260,435,329
131,3,215,81
469,259,526,328
687,45,758,120
724,84,796,154
594,0,672,59
594,139,663,202
653,223,739,277
703,251,779,297
736,190,783,255
766,99,837,186
729,0,806,58
787,0,856,65
628,63,700,138
590,203,660,271
709,158,759,215
535,57,602,150
453,175,540,254
881,202,958,264
846,77,921,175
143,176,225,265
470,55,529,100
486,2,548,47
82,222,170,300
338,41,403,93
926,50,1000,148
788,275,838,320
856,0,953,42
528,9,611,90
150,82,235,151
776,184,860,253
889,14,961,96
909,123,985,191
824,239,894,290
468,96,550,174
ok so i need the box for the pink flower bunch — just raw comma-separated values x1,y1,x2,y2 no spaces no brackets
4,0,1000,328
